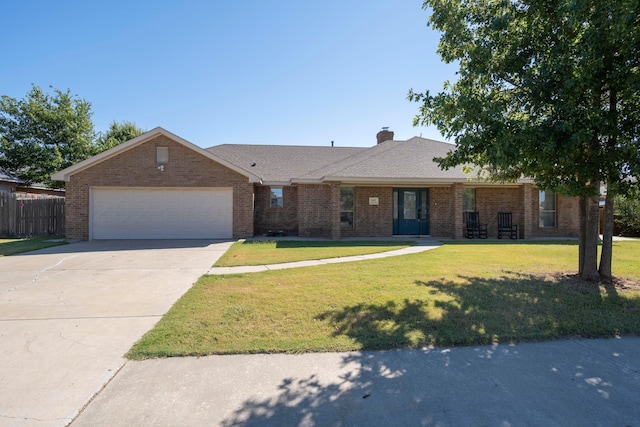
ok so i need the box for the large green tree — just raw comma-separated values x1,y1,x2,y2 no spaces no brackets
94,120,145,154
0,85,95,188
410,0,640,281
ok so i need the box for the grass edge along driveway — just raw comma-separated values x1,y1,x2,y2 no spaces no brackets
0,236,67,256
214,239,417,267
128,241,640,359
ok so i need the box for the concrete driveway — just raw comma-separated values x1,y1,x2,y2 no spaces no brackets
0,240,233,427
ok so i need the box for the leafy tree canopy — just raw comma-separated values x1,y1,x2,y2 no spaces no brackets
94,120,145,153
0,85,95,188
410,0,640,281
410,0,640,197
615,188,640,236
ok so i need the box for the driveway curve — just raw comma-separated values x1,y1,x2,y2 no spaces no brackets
0,240,233,427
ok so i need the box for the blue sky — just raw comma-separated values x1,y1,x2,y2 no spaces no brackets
2,1,456,148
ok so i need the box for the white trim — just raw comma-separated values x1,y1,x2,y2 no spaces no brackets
51,127,261,183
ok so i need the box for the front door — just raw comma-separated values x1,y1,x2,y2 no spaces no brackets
393,188,430,235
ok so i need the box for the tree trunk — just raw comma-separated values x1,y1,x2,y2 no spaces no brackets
580,187,601,282
599,193,614,281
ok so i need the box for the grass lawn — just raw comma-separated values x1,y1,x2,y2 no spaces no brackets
128,241,640,359
0,236,67,256
214,239,416,267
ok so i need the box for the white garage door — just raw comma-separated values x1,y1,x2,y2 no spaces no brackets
91,188,233,239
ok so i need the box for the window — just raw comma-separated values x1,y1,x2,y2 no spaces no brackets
463,188,476,212
156,147,169,164
340,187,354,225
270,187,283,208
539,190,556,227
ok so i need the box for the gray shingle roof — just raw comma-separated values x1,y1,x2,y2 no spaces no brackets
207,138,484,184
206,145,366,183
300,137,467,182
0,168,23,183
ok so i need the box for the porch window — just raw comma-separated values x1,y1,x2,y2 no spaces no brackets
340,187,354,225
539,190,556,227
270,187,283,208
463,188,476,212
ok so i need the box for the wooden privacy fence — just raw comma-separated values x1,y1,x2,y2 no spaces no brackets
0,193,65,237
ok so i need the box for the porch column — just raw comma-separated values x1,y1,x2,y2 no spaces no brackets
330,183,341,240
521,183,533,239
452,183,464,239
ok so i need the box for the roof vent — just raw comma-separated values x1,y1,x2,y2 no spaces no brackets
376,127,394,145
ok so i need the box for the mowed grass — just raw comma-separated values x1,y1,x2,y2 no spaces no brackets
214,239,416,267
127,241,640,359
0,236,67,256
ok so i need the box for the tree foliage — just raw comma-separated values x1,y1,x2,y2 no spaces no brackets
0,85,95,188
411,0,640,281
94,120,145,153
615,189,640,236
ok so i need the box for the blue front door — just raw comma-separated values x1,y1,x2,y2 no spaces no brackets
393,189,430,235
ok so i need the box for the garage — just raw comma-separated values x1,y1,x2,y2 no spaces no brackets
91,188,233,239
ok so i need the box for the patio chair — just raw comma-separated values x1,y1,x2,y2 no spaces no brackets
497,212,519,239
463,211,488,239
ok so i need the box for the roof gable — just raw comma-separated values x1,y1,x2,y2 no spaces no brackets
51,127,261,183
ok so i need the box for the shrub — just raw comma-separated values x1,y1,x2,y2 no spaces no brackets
615,190,640,236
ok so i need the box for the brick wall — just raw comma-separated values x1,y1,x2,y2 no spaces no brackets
342,186,392,237
429,187,452,237
65,135,254,240
297,184,333,237
475,187,523,238
530,190,580,237
254,185,298,236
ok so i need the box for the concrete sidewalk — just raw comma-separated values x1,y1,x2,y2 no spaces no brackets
72,337,640,426
207,238,442,275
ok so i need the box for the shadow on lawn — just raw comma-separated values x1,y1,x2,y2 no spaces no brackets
221,274,640,426
318,273,640,349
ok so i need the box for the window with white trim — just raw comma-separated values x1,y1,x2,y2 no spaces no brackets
539,190,556,227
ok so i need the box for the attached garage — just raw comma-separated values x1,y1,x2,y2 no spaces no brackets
91,187,233,239
51,127,261,241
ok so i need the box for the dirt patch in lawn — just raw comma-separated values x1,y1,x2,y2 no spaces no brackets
550,272,640,294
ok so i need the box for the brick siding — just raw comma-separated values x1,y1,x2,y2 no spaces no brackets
341,186,393,237
475,187,523,238
253,185,298,236
65,135,254,240
530,190,579,237
297,184,334,237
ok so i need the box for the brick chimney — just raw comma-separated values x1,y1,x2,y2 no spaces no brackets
376,127,394,144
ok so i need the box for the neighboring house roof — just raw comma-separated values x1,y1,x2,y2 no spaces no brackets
0,168,23,184
51,127,262,183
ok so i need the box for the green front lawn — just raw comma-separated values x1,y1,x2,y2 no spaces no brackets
0,236,67,256
214,239,416,267
128,241,640,359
